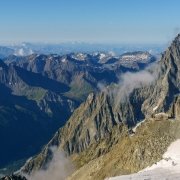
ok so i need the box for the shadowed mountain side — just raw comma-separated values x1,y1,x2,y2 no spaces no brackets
13,66,70,94
42,69,119,102
0,61,79,173
0,83,78,171
89,71,119,84
0,59,7,69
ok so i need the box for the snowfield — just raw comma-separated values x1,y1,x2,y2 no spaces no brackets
105,139,180,180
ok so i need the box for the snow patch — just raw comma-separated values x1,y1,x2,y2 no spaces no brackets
99,53,106,59
153,106,158,111
71,53,87,60
61,58,66,62
132,119,145,132
155,112,167,115
121,53,149,61
93,52,99,56
163,139,180,160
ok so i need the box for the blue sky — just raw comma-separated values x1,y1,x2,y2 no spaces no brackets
0,0,180,45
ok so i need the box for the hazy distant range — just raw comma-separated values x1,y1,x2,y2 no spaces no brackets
0,42,166,57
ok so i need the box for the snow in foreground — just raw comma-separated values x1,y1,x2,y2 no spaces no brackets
105,139,180,180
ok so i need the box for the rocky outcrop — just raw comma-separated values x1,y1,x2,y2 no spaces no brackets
167,94,180,118
0,174,27,180
141,34,180,117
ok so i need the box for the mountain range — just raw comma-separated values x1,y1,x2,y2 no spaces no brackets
19,33,180,180
0,50,155,175
4,42,165,56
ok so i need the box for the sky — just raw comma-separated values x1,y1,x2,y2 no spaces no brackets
0,0,180,45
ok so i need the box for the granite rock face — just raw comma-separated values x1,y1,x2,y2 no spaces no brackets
141,34,180,117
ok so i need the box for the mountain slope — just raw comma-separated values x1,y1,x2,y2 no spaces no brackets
42,69,119,102
21,34,180,179
141,34,180,117
0,46,14,57
21,82,152,174
66,119,180,180
0,60,79,173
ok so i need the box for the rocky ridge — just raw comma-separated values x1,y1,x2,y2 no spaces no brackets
0,174,27,180
3,51,155,103
3,51,155,73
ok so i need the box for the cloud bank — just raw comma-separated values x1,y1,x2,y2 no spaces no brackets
114,61,159,105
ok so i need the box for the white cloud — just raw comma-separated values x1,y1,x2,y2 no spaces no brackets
114,61,159,105
24,146,76,180
15,48,25,56
97,81,107,91
108,51,115,56
29,49,34,55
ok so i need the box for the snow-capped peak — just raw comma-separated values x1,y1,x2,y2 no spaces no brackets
71,53,87,61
